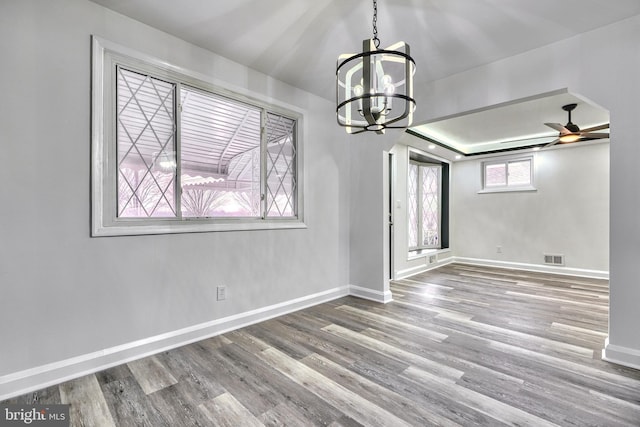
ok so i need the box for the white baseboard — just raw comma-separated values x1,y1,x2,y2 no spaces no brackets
0,285,350,401
602,338,640,370
395,258,454,280
348,284,393,304
0,257,616,401
453,257,609,280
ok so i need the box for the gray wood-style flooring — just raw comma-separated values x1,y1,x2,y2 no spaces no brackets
4,264,640,426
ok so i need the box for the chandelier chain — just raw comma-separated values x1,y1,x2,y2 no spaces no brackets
372,0,380,48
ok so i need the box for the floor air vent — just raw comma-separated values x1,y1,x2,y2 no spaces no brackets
544,254,564,266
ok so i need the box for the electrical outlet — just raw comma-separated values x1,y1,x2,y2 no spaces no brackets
217,286,226,301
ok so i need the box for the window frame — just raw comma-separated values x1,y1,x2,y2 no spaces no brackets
91,36,305,236
479,155,536,193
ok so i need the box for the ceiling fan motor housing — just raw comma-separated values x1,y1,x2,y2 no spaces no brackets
565,123,580,133
562,103,580,132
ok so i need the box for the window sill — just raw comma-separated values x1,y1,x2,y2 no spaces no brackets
408,247,451,261
478,185,537,194
92,218,307,237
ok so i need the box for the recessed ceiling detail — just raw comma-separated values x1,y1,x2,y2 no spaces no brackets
409,90,610,156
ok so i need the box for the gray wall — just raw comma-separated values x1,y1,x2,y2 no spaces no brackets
0,0,350,381
451,143,609,273
348,134,395,297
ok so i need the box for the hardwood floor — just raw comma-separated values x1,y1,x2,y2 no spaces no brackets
4,264,640,426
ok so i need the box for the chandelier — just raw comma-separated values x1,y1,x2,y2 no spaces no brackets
336,0,416,134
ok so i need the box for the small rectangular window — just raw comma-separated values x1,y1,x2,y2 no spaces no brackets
481,156,535,193
507,159,531,186
485,163,507,187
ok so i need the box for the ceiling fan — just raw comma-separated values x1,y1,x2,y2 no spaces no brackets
544,103,609,147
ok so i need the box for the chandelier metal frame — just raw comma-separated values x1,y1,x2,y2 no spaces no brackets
336,0,416,134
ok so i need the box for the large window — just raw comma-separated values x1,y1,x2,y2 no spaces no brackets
408,161,442,250
92,37,302,236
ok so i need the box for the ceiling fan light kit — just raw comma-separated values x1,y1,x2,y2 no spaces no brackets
558,133,581,143
336,0,416,134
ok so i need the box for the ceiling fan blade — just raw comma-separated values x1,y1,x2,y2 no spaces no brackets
544,138,560,148
580,132,610,140
580,123,610,133
544,122,568,132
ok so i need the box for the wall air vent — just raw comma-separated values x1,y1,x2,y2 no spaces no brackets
544,254,564,266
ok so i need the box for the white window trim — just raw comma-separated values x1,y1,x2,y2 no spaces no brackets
478,155,536,194
91,36,305,236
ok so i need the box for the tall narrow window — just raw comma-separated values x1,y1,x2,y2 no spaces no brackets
408,163,419,248
117,68,177,218
408,160,442,250
265,113,297,217
421,165,440,247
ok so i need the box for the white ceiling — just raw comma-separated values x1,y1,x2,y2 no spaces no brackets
91,0,638,152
